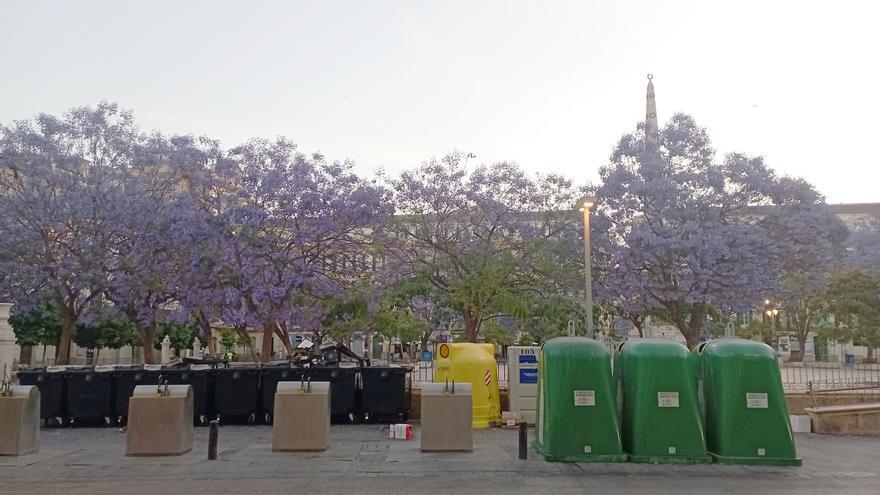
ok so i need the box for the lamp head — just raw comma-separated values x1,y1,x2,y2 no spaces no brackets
577,195,598,211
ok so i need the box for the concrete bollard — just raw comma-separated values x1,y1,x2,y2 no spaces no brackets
272,380,331,452
0,385,40,456
420,381,473,452
126,384,194,456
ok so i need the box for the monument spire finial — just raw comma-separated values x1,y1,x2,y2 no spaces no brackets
645,73,659,150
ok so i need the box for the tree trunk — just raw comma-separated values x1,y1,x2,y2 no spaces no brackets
274,325,292,356
56,306,76,365
868,346,875,360
19,345,33,366
195,309,216,356
632,320,644,338
683,330,701,350
672,302,705,350
464,309,480,343
793,333,808,363
364,330,372,360
138,322,158,364
420,330,432,353
260,320,276,363
95,347,101,364
788,308,809,363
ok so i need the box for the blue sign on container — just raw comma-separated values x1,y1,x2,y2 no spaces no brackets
518,354,538,364
422,351,433,362
519,368,538,384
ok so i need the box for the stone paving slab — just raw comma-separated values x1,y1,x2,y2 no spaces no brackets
1,425,878,494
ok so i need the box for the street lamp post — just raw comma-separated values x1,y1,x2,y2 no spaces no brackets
579,196,598,338
766,308,779,331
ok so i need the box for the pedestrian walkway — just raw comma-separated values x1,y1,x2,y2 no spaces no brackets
2,425,878,494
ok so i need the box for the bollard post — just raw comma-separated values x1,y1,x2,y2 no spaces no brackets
518,421,528,460
208,419,219,460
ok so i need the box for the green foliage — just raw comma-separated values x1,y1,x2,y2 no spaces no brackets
482,320,516,346
736,319,775,345
9,304,62,347
73,318,137,350
322,294,370,342
371,307,430,344
824,269,880,350
219,328,238,351
154,322,202,352
72,323,102,350
516,333,537,346
322,277,447,345
518,295,587,343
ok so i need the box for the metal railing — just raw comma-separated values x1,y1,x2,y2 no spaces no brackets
780,362,880,402
412,359,509,386
410,358,879,398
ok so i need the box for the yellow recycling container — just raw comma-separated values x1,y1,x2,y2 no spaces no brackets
434,343,501,428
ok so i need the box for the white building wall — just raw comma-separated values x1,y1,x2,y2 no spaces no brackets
0,303,19,375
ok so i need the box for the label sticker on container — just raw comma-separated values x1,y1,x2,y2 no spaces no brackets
668,446,677,455
518,354,538,364
746,393,768,409
757,448,766,456
520,368,538,384
574,390,596,406
658,392,679,408
584,445,592,454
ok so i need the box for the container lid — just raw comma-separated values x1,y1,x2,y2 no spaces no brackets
276,380,330,395
132,384,192,398
421,382,473,396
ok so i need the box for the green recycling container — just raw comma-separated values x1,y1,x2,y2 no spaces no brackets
615,339,711,464
695,339,801,466
534,337,627,462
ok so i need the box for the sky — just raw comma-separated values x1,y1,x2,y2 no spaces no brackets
1,0,877,203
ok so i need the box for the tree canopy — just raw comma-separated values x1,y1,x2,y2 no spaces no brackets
1,102,876,362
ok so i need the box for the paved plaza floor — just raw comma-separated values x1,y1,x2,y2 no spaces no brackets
2,425,878,494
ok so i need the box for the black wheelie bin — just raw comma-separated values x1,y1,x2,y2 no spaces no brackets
305,366,359,423
360,366,409,422
112,364,162,424
65,365,115,426
213,365,261,423
17,366,67,425
259,363,304,424
161,364,214,425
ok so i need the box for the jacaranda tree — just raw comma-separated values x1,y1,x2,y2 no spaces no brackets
386,152,584,342
595,114,837,349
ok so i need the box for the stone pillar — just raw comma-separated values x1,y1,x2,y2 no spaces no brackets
192,337,202,358
0,303,18,373
723,316,736,338
160,335,172,364
644,316,654,338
